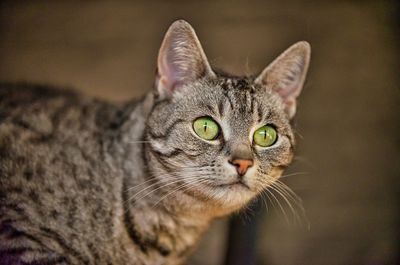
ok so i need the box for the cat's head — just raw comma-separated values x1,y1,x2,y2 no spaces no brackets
144,20,310,213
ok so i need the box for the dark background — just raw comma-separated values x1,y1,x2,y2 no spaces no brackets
0,1,399,265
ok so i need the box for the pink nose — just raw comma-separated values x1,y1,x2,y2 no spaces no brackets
230,159,253,176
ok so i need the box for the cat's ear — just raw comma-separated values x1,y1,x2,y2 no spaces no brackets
155,20,215,99
255,41,311,119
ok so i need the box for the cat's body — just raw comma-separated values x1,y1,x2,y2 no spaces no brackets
0,83,209,265
0,21,310,265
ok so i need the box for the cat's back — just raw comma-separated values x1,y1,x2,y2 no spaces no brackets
0,83,114,180
0,83,124,264
0,82,112,137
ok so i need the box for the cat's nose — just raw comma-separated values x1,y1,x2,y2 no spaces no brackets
229,159,253,176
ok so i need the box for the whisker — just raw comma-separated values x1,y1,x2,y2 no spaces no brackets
269,184,300,225
280,171,309,179
127,175,202,203
258,191,270,213
152,178,210,208
274,180,303,204
269,181,308,228
124,167,208,192
124,171,210,208
294,130,304,140
124,174,175,192
274,180,310,229
264,187,290,225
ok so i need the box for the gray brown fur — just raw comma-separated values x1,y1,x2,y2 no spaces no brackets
0,20,310,265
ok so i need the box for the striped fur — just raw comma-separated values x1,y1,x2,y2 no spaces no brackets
0,20,310,265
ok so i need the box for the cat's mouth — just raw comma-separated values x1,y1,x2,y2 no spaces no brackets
214,179,251,190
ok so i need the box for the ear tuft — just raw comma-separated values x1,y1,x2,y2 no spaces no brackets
155,20,215,99
255,41,311,118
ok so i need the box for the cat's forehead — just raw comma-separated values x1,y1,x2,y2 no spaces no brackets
174,76,286,124
203,77,275,106
216,76,257,92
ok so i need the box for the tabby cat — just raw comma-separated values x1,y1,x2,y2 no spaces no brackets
0,20,310,265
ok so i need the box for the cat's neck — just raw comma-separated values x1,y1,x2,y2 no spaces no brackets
106,94,212,258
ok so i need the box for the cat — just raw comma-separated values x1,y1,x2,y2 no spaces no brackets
0,20,310,265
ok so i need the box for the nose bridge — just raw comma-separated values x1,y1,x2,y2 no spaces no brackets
229,141,253,161
225,103,253,160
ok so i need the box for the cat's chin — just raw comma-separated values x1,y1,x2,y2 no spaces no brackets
203,182,257,211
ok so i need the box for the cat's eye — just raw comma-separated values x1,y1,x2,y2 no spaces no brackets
193,117,219,140
253,125,277,147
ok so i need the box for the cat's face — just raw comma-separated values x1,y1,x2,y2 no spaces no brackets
147,77,295,209
145,20,310,211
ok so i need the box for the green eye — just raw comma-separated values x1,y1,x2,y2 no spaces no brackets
253,125,277,147
193,117,219,140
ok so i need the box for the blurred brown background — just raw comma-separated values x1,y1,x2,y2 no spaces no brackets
0,1,399,265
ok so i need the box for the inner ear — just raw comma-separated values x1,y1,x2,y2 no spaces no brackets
255,41,311,118
155,20,215,99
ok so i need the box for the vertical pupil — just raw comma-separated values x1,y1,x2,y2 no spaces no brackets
263,130,267,139
203,121,208,132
